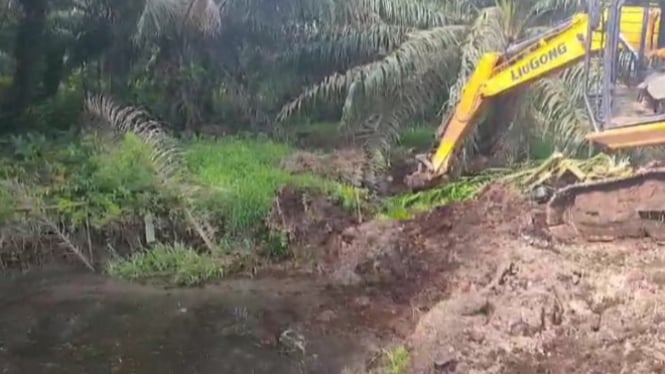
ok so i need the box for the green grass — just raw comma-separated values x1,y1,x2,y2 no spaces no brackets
384,346,410,374
398,124,436,151
106,243,223,287
184,135,335,236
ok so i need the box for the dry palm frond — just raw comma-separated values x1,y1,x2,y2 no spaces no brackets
1,179,95,271
84,94,216,251
500,152,633,190
84,94,184,182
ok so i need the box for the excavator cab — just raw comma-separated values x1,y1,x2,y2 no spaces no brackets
584,0,665,149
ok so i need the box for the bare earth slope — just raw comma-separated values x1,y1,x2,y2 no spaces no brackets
271,183,665,373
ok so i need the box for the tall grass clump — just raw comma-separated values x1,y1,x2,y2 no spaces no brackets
107,242,223,287
185,135,331,237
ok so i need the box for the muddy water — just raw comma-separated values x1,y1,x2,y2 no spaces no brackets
0,267,375,374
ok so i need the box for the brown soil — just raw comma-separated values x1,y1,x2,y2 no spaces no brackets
280,147,418,195
547,167,665,242
280,148,370,187
267,185,359,264
268,182,665,373
10,176,665,373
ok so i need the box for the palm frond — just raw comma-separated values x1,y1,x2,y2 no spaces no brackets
1,179,95,271
84,93,184,181
527,62,592,156
136,0,221,42
438,6,507,161
84,93,217,251
279,24,412,77
278,25,464,123
338,46,458,169
349,0,450,28
530,0,586,25
220,0,333,31
444,6,507,114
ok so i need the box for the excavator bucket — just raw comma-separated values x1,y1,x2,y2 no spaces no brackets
404,53,502,191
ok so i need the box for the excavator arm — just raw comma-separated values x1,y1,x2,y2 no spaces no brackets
417,13,596,186
408,5,665,189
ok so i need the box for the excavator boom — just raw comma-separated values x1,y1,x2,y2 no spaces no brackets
425,13,597,183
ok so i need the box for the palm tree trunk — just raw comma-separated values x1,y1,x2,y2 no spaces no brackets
4,0,48,118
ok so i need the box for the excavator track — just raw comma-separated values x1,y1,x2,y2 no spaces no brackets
546,166,665,241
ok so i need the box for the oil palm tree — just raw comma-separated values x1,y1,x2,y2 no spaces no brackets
132,0,594,167
274,0,593,166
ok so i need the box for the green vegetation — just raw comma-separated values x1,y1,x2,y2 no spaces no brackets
107,242,223,287
185,136,329,236
381,174,496,220
383,346,411,374
1,0,659,285
0,120,372,281
397,124,437,152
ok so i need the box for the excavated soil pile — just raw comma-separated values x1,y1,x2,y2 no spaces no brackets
269,181,665,373
268,182,533,294
267,185,359,262
407,235,665,373
280,148,370,187
324,183,532,291
394,184,665,373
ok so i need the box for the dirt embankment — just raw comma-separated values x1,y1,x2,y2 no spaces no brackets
269,183,665,373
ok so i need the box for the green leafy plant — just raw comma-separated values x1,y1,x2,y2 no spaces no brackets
384,346,410,374
106,242,223,287
382,178,482,219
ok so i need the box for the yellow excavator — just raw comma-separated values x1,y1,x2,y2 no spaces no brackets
408,0,665,240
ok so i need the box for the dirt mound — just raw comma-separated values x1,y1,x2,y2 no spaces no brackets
269,180,665,373
406,236,665,373
548,167,665,242
280,148,370,187
322,183,533,299
267,186,358,263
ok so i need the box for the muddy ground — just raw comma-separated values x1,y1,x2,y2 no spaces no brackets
267,182,665,373
4,181,665,373
0,268,384,374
